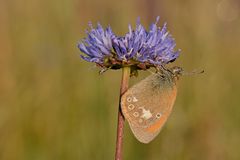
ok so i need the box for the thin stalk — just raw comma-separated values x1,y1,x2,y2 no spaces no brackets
115,67,130,160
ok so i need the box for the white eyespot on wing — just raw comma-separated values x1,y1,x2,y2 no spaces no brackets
139,107,153,120
132,97,138,102
133,112,139,117
156,113,162,119
128,104,135,110
127,96,132,102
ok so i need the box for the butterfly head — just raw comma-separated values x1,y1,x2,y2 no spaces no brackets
169,66,204,78
157,65,204,82
170,66,184,76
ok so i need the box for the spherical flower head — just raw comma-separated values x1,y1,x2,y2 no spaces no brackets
78,17,180,72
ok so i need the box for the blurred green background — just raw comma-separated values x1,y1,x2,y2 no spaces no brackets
1,0,240,159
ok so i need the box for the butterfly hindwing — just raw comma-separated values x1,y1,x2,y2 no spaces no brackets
121,73,177,143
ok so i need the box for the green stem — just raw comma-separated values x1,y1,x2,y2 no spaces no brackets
115,67,130,160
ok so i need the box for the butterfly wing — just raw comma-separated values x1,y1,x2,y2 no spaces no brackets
121,73,177,143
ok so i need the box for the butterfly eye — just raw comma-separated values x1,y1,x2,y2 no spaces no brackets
156,113,162,119
128,104,135,110
127,97,132,102
171,66,183,75
133,112,139,117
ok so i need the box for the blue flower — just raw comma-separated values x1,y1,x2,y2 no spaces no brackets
78,22,115,64
78,17,180,70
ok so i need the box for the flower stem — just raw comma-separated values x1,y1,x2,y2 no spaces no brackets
115,67,130,160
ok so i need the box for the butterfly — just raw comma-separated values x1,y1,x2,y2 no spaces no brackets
121,66,185,143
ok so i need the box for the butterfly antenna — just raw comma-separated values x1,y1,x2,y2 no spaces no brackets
182,69,204,76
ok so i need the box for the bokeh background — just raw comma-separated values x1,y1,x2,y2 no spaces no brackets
1,0,240,159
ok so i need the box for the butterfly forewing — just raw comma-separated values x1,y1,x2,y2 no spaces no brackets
121,73,177,143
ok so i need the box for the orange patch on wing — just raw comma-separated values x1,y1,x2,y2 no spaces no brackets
146,114,168,133
146,88,177,133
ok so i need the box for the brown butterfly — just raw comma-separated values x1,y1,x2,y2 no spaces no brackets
121,66,184,143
